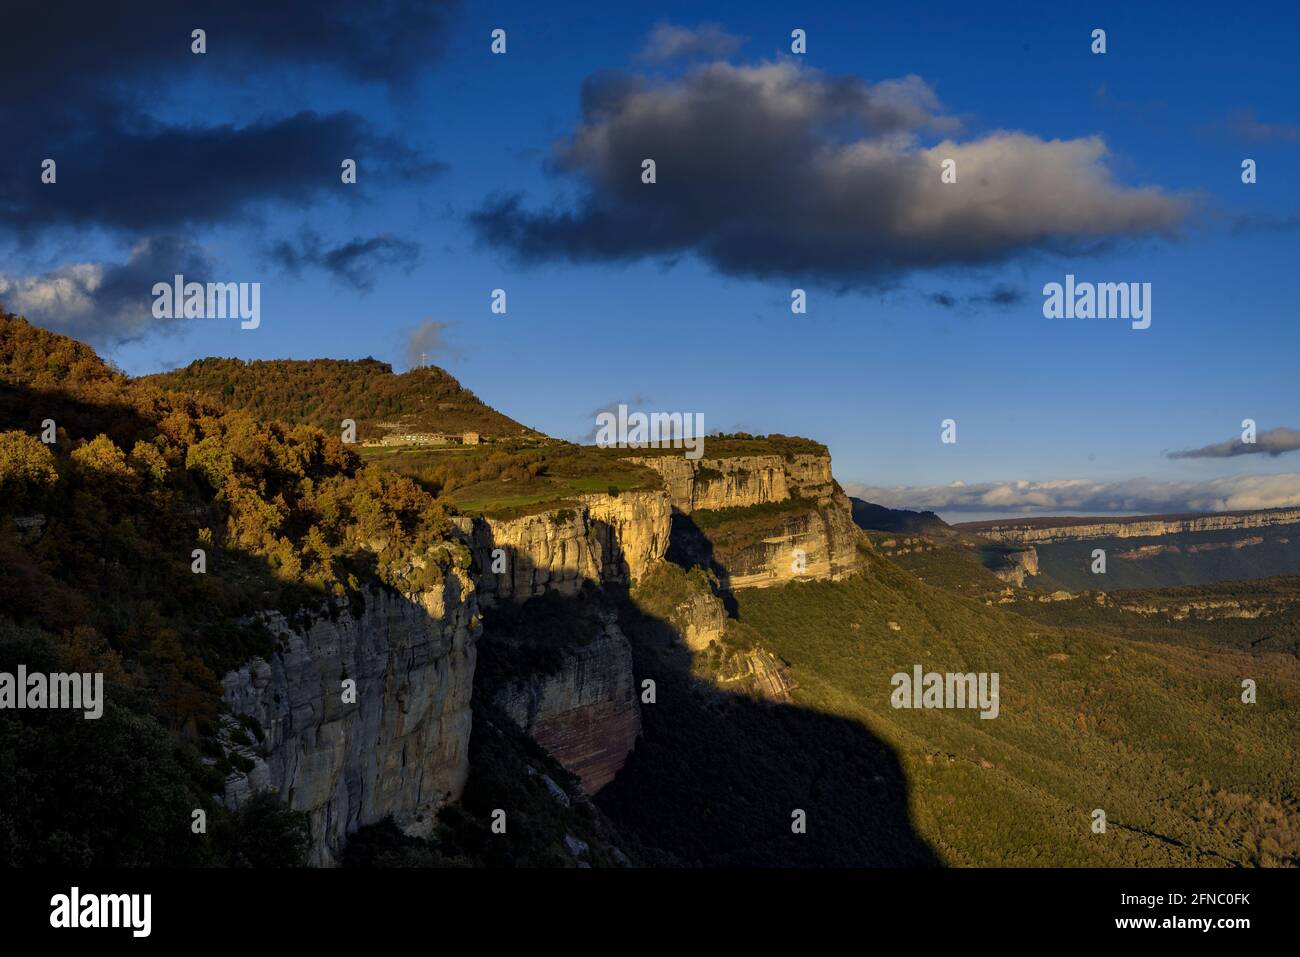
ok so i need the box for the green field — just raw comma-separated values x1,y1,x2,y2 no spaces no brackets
359,442,660,519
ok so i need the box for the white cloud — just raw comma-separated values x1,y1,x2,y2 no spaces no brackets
845,474,1300,515
0,263,103,323
0,236,211,346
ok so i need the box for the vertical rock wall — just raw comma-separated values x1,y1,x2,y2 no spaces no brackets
220,570,479,866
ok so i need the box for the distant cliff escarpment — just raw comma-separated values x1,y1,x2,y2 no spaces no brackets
958,507,1300,544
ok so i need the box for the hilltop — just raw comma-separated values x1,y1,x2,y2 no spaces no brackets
142,357,538,443
851,498,955,538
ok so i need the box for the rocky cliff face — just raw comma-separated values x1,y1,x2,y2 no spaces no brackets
988,546,1040,586
641,452,864,589
492,614,641,793
713,646,794,702
706,493,863,590
969,508,1300,544
215,449,852,861
673,585,729,651
633,453,835,512
220,570,479,866
453,489,670,603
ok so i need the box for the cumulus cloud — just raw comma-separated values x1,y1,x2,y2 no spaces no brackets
0,236,212,346
638,23,744,61
1168,427,1300,459
472,60,1190,285
269,231,420,291
845,475,1300,515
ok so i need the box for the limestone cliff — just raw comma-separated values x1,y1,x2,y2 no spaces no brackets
673,584,729,651
629,564,794,704
633,453,836,512
670,491,862,590
214,448,850,862
714,493,862,589
965,507,1300,545
219,569,479,866
987,546,1040,586
712,646,794,702
492,613,641,793
453,489,670,603
636,451,864,589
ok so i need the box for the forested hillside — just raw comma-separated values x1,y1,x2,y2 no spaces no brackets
0,313,464,865
143,356,535,441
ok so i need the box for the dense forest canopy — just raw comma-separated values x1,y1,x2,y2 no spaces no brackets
142,355,536,440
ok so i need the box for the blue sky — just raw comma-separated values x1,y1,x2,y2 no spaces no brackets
3,1,1299,518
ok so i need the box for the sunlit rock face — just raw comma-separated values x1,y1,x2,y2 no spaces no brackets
988,546,1040,586
634,453,836,513
711,494,863,590
638,453,863,589
452,489,671,603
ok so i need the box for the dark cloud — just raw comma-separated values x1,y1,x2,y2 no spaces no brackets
977,284,1024,307
269,230,420,291
0,236,212,346
1,0,456,239
927,285,1023,310
472,61,1189,286
1168,427,1300,460
638,23,744,62
6,113,442,237
1,0,460,113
